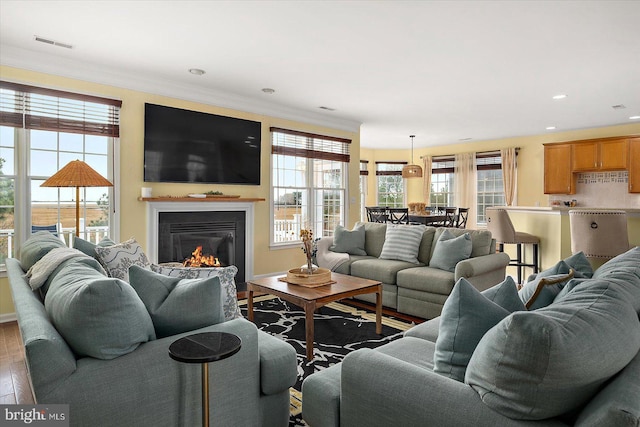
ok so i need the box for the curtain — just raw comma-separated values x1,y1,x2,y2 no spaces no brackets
501,147,517,206
455,152,477,229
422,155,432,205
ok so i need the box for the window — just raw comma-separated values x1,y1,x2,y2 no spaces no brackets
271,127,350,245
359,160,368,222
429,152,507,225
430,157,455,209
0,81,120,266
376,162,405,208
476,153,504,225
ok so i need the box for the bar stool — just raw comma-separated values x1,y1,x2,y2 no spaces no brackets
569,210,629,262
486,207,539,284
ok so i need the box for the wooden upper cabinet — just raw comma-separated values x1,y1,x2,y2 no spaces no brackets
544,143,574,194
572,138,628,171
629,138,640,193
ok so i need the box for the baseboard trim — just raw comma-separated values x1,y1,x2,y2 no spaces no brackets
0,312,17,323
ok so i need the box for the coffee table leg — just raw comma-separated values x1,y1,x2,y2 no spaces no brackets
247,288,254,322
304,301,315,360
375,286,382,335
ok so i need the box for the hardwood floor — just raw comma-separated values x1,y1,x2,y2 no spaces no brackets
0,321,34,405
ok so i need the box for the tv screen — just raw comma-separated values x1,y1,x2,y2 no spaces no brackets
144,103,261,185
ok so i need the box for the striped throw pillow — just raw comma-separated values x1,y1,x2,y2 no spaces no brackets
379,224,426,264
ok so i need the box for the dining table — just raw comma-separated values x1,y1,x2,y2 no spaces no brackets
408,213,448,226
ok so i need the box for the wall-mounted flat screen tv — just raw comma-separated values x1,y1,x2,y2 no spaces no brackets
144,103,261,185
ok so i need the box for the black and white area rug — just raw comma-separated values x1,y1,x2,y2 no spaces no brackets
239,295,414,426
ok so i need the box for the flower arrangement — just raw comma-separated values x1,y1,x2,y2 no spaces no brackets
300,228,319,274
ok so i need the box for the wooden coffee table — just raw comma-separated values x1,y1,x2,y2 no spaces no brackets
246,272,382,360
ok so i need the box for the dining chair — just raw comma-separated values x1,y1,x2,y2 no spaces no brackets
366,207,388,223
456,208,469,228
443,207,458,227
388,208,409,224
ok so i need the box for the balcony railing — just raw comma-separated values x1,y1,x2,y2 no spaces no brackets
0,226,110,262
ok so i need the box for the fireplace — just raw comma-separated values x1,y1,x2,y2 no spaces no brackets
145,201,255,284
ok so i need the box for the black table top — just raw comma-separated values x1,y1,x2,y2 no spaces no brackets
169,332,242,364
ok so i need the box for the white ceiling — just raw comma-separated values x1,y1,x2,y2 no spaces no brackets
1,1,639,149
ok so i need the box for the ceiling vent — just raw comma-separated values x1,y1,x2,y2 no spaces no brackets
612,104,626,110
319,106,336,111
34,36,73,49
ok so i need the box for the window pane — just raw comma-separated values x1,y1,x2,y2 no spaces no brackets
30,129,57,150
30,149,58,176
59,132,83,153
85,135,108,154
0,177,15,263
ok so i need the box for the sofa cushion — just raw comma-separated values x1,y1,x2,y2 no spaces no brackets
465,277,640,420
73,236,117,259
379,224,426,264
518,260,573,309
415,227,437,265
362,222,387,257
574,349,640,427
151,264,242,320
128,265,225,338
396,266,455,295
19,231,66,271
431,228,493,258
434,277,523,382
429,230,472,273
330,224,367,256
45,260,156,360
95,238,151,282
351,258,418,285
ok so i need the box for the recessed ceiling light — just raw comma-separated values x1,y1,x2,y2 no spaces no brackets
630,115,640,120
552,94,567,100
261,88,275,94
188,68,205,76
546,126,557,130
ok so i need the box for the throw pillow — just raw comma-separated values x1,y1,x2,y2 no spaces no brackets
526,251,593,283
434,277,524,382
429,229,472,273
518,260,573,309
45,260,155,360
378,224,426,264
73,236,117,259
128,265,225,338
19,231,66,271
465,278,640,420
94,238,151,282
329,224,367,256
150,264,242,320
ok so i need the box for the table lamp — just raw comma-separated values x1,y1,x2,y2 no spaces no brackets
41,160,113,237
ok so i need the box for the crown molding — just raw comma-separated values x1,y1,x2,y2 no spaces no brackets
0,45,361,133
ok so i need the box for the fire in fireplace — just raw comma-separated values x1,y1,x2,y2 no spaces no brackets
183,246,221,268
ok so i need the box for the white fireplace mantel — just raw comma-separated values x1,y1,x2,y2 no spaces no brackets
145,200,255,279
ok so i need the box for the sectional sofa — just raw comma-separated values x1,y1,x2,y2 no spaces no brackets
7,232,297,427
303,246,640,426
316,222,510,319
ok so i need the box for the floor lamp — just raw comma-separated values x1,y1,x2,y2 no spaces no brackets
40,160,113,237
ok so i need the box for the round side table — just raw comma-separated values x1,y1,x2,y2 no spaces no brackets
169,332,242,427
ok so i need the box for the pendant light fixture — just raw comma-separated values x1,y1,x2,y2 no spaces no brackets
402,135,423,178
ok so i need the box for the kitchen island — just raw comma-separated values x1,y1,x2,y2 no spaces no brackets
502,206,640,272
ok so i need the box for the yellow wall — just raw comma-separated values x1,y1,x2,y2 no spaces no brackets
0,66,360,317
364,123,640,208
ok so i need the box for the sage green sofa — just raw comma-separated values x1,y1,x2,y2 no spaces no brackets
303,247,640,426
316,222,510,319
7,232,297,427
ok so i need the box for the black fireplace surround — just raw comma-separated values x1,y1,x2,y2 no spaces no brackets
157,211,246,284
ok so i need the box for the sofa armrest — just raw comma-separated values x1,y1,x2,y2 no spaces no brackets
315,236,349,271
455,253,510,281
403,317,440,342
257,330,297,395
340,348,561,427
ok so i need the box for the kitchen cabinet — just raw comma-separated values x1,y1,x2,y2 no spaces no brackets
572,138,628,171
629,138,640,193
544,143,574,194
